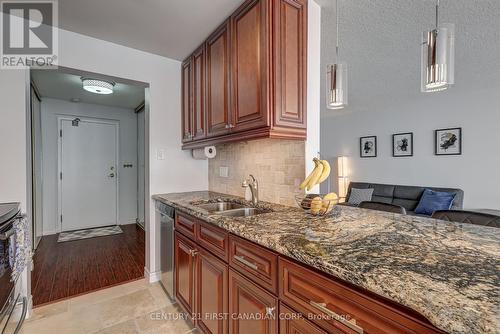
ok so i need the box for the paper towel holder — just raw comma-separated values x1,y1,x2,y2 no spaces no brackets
191,146,217,160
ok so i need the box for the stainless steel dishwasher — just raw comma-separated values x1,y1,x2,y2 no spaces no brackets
155,201,175,301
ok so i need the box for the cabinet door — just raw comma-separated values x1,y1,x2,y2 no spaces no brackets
206,21,232,137
182,58,194,142
231,0,270,132
193,46,206,140
196,248,229,334
175,231,196,314
229,269,278,334
273,0,307,130
279,304,329,334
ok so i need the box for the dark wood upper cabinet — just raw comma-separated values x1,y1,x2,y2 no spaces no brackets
206,21,232,138
181,58,193,143
181,0,308,150
273,0,307,131
196,247,229,334
230,0,270,132
193,45,206,141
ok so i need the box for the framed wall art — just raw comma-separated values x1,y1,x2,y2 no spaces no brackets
435,127,462,155
360,136,377,158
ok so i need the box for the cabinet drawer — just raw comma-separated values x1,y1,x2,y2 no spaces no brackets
175,212,197,240
197,220,229,261
279,258,442,334
229,235,278,294
279,303,329,334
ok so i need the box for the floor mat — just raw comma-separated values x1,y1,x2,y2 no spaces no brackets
57,225,123,243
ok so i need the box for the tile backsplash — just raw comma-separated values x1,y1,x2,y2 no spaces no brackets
208,139,305,206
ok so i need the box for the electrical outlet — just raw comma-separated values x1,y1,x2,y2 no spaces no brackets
219,166,229,178
156,149,165,160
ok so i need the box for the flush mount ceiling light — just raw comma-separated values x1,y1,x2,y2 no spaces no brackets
326,0,348,110
81,78,115,95
421,0,455,93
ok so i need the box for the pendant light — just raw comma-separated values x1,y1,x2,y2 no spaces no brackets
421,0,455,93
326,0,347,109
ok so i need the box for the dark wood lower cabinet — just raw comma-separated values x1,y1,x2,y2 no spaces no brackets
279,304,329,334
229,269,278,334
175,232,196,315
172,210,444,334
197,247,229,334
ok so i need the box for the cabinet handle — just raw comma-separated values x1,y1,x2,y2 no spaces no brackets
225,124,230,129
234,255,258,271
265,306,275,317
189,249,198,257
309,301,364,334
229,123,235,128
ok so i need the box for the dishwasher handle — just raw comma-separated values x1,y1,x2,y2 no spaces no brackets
155,202,175,218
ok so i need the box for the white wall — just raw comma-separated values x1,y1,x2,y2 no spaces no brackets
320,85,500,210
318,2,500,210
0,25,209,305
305,0,322,194
40,98,140,234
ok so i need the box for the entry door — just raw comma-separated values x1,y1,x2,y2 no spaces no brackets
60,118,118,232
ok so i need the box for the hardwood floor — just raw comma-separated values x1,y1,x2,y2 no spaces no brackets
31,224,145,307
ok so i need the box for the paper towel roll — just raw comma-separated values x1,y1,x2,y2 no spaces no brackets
192,146,217,159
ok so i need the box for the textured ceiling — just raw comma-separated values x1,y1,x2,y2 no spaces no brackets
58,0,245,60
31,69,145,109
320,0,500,116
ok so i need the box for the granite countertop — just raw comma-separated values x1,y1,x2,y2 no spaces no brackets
153,191,500,334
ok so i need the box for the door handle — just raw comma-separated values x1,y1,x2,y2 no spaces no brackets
0,228,14,240
108,173,115,178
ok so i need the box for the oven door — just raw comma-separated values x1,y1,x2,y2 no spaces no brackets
0,293,27,334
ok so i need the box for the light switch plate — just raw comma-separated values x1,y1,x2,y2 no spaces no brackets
219,166,229,178
156,149,165,160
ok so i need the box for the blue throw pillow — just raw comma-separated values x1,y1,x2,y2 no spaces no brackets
414,189,456,216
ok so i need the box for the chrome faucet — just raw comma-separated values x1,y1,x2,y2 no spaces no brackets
242,175,259,206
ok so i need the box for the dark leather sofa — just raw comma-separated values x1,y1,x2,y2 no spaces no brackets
342,182,464,216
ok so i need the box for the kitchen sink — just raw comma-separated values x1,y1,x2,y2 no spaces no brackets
196,202,246,212
217,208,268,217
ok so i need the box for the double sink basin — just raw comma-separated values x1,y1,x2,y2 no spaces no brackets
195,201,268,217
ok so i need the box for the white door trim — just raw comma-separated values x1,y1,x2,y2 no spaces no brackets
57,115,120,233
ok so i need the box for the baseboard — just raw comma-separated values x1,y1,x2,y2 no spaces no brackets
144,267,161,283
42,230,57,236
120,220,139,226
26,295,33,319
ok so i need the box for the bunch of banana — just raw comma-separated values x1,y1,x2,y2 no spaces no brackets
299,158,331,191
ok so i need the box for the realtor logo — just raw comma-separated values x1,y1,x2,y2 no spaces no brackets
1,0,58,69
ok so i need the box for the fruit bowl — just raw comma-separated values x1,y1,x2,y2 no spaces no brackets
295,194,339,216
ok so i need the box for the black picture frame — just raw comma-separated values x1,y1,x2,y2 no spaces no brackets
360,136,377,158
435,127,462,156
392,132,414,157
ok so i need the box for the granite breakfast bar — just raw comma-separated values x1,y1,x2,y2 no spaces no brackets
153,191,500,334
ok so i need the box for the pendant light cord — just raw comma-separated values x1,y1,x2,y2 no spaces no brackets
336,0,340,60
435,0,439,30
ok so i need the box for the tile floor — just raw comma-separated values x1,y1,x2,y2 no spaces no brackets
22,279,197,334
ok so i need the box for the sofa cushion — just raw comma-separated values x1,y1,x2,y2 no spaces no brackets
414,189,457,216
347,188,374,206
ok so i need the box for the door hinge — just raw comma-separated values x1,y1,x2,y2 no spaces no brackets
60,172,62,180
60,215,63,222
59,129,62,137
